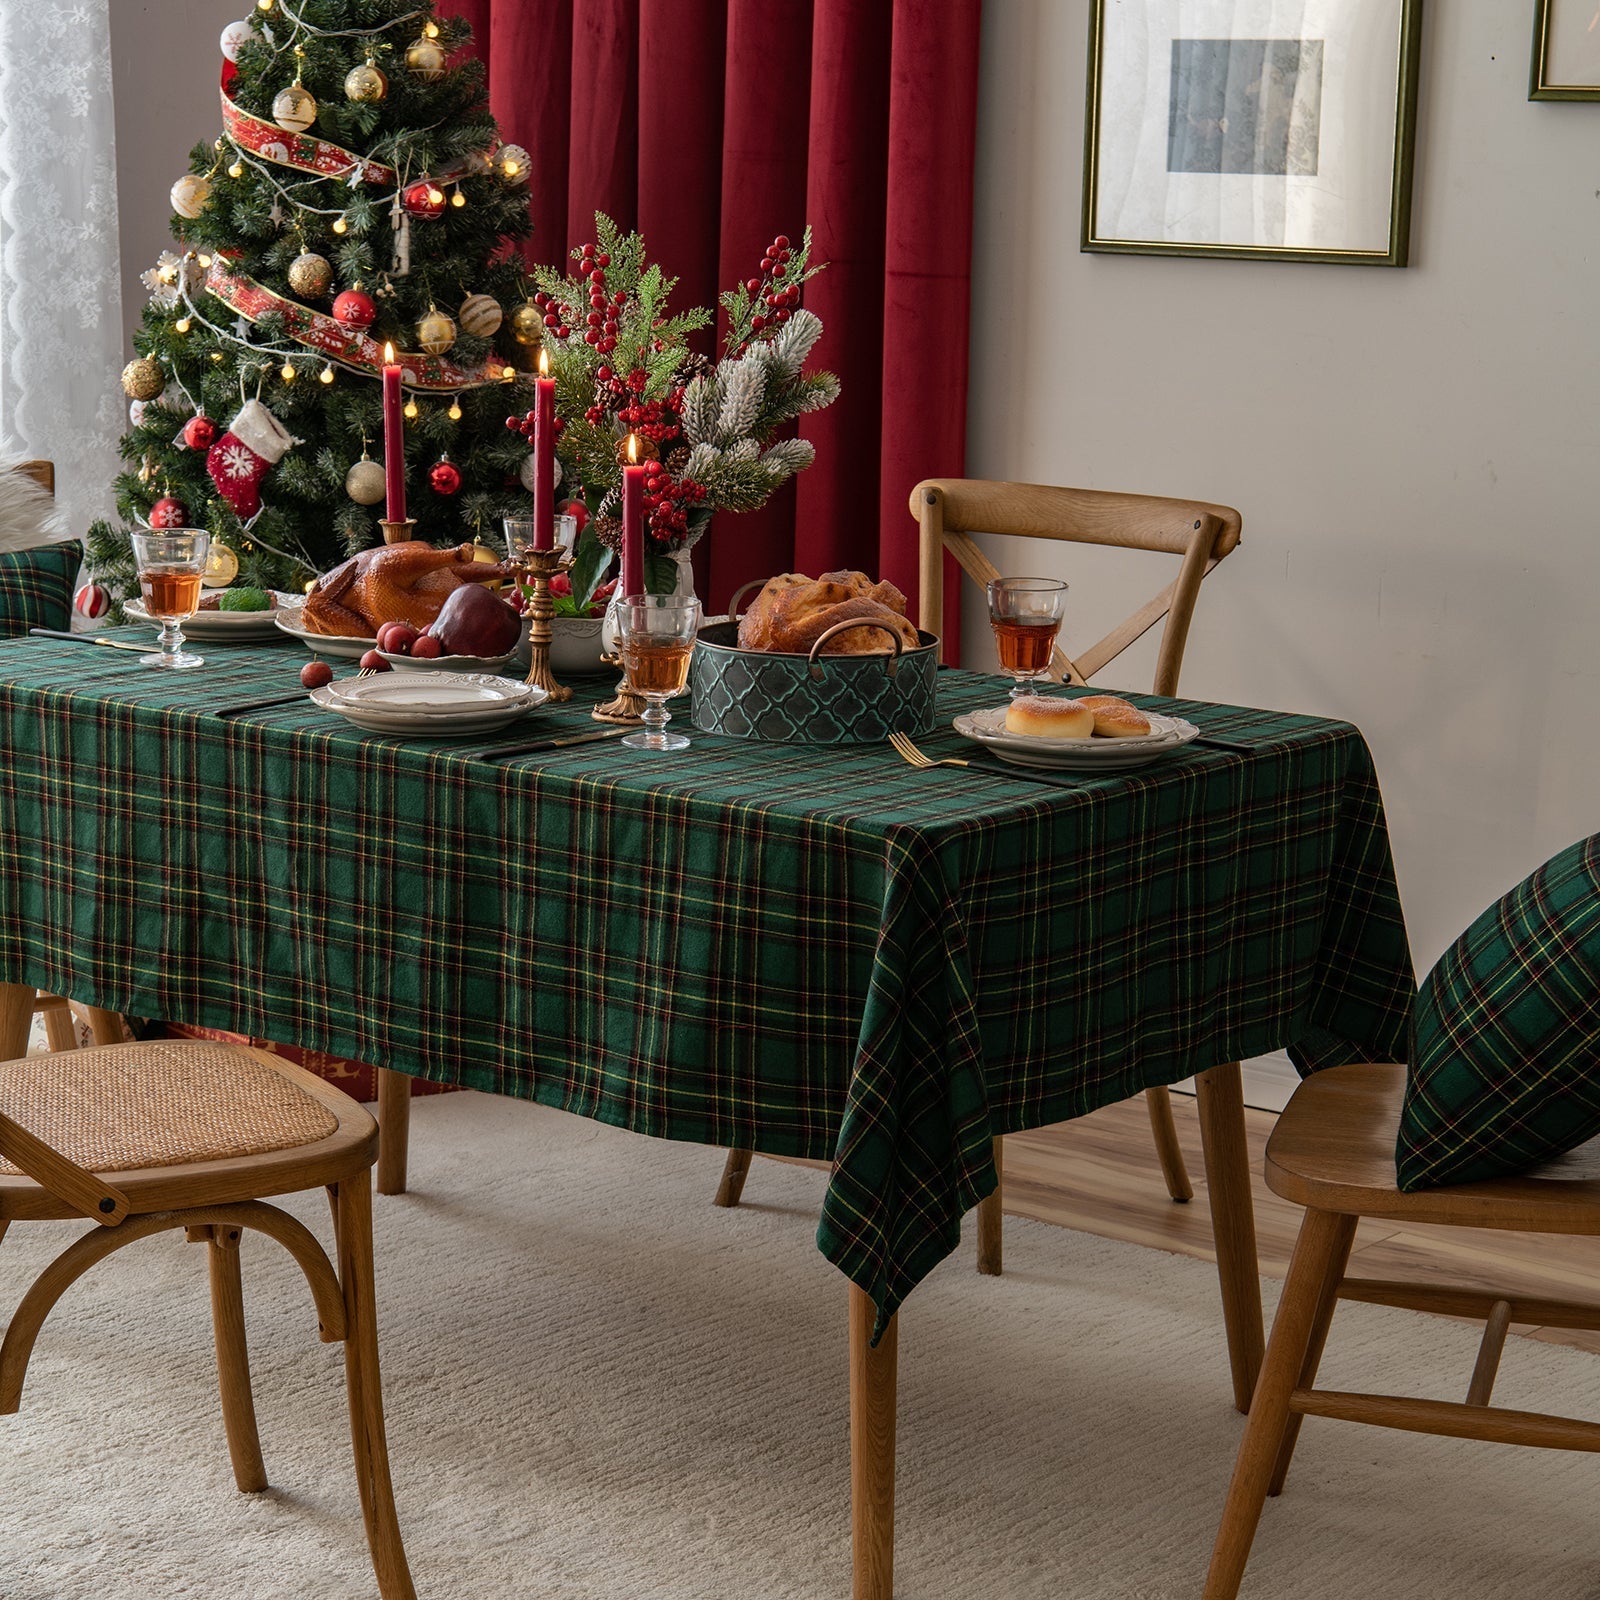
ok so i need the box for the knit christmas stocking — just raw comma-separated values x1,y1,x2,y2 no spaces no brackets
206,399,295,520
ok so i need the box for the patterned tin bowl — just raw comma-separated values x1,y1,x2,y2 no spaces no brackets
691,613,938,745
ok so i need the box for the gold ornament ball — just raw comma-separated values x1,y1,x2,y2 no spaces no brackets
497,143,530,185
510,301,543,346
417,307,457,356
170,173,211,220
272,83,318,133
203,542,240,588
344,62,388,102
405,37,447,80
458,292,503,338
287,251,333,299
121,358,164,402
345,458,386,505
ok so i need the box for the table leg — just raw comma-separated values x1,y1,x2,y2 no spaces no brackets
1195,1062,1265,1413
850,1283,897,1600
0,983,33,1061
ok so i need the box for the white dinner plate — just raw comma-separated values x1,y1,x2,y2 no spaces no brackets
310,673,547,734
125,592,294,640
952,704,1200,770
274,602,377,660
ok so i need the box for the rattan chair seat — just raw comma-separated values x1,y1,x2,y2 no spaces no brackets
0,1040,339,1176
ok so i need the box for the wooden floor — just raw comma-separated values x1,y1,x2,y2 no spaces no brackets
997,1092,1600,1358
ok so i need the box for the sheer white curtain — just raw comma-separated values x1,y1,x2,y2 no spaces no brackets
0,0,123,539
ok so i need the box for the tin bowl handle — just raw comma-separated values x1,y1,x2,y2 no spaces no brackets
807,620,906,681
725,578,771,624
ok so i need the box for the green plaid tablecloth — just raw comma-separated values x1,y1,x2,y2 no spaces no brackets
0,633,1414,1332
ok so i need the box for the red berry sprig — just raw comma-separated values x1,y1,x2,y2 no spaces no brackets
642,462,708,547
574,241,619,354
735,233,800,354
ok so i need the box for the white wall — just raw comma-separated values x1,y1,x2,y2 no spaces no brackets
110,1,224,347
968,1,1600,971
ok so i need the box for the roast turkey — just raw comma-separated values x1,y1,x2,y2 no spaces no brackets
301,541,508,636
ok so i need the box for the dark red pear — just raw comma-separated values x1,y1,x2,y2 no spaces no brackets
429,582,522,658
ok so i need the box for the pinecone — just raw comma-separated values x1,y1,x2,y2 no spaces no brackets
591,515,623,552
666,446,690,472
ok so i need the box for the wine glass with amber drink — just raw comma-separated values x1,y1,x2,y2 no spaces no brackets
617,594,702,752
987,576,1067,700
130,529,210,670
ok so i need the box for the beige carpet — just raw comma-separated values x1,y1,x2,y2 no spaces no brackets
1,1091,1598,1598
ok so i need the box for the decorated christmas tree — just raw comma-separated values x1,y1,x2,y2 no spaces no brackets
88,0,539,599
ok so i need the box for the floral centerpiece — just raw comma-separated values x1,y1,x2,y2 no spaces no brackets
509,213,839,609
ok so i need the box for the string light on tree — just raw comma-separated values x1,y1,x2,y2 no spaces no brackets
497,144,529,184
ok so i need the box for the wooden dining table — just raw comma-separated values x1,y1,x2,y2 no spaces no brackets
0,631,1414,1597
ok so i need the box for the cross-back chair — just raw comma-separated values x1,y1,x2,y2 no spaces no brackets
1205,1061,1600,1596
919,477,1242,1278
0,986,414,1598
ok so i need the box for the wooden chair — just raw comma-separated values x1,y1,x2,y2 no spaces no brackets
713,478,1242,1242
1205,1060,1600,1597
0,1021,415,1598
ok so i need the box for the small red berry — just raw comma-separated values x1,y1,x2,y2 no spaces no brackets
759,256,773,271
596,253,610,267
543,313,559,328
776,308,791,322
773,234,790,250
746,277,761,293
596,366,613,381
751,314,766,330
300,660,334,689
557,325,570,339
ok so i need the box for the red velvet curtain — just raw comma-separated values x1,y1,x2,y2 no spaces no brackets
446,0,980,641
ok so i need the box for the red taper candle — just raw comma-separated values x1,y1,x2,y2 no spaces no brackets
620,432,646,597
381,342,406,523
532,347,555,549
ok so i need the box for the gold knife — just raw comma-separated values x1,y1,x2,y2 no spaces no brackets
28,628,149,652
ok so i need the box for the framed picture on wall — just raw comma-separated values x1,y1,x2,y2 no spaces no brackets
1081,0,1425,266
1530,0,1600,99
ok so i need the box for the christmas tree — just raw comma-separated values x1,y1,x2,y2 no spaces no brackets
89,0,538,599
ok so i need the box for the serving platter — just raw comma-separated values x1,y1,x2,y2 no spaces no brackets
273,600,376,660
952,705,1200,771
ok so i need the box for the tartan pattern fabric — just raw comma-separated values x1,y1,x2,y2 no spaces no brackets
1397,835,1600,1191
0,541,79,637
0,634,1414,1330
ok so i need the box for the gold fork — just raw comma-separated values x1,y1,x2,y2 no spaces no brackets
887,730,976,771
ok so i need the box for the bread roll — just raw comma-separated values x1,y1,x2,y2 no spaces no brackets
1004,695,1094,740
1075,694,1152,739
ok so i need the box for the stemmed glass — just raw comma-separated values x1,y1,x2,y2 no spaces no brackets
616,594,701,752
987,576,1067,700
130,529,210,670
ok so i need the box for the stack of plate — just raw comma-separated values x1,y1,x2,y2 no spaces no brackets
309,673,547,735
952,704,1200,771
125,593,295,642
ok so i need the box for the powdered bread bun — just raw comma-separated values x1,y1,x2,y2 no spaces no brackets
1004,695,1093,740
1075,694,1152,739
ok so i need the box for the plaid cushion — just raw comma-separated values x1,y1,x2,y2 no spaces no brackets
0,542,79,637
1397,835,1600,1190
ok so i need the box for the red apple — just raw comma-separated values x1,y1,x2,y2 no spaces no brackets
377,621,420,654
300,660,333,689
359,650,391,672
411,634,443,659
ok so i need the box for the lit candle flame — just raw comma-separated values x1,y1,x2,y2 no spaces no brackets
538,347,549,377
383,341,395,363
627,433,638,464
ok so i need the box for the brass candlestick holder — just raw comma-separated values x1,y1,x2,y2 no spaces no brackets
592,598,646,724
517,545,572,702
379,517,416,546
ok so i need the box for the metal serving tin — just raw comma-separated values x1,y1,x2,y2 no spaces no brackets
690,607,939,745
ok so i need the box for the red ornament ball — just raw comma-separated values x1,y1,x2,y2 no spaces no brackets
429,459,462,495
149,496,190,529
299,660,334,690
182,414,218,451
73,582,110,621
331,289,376,331
402,180,446,219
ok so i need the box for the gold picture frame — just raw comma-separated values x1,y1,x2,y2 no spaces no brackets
1082,0,1425,267
1530,0,1600,100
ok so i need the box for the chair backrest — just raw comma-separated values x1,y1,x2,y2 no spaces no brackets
911,478,1242,696
13,460,54,496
